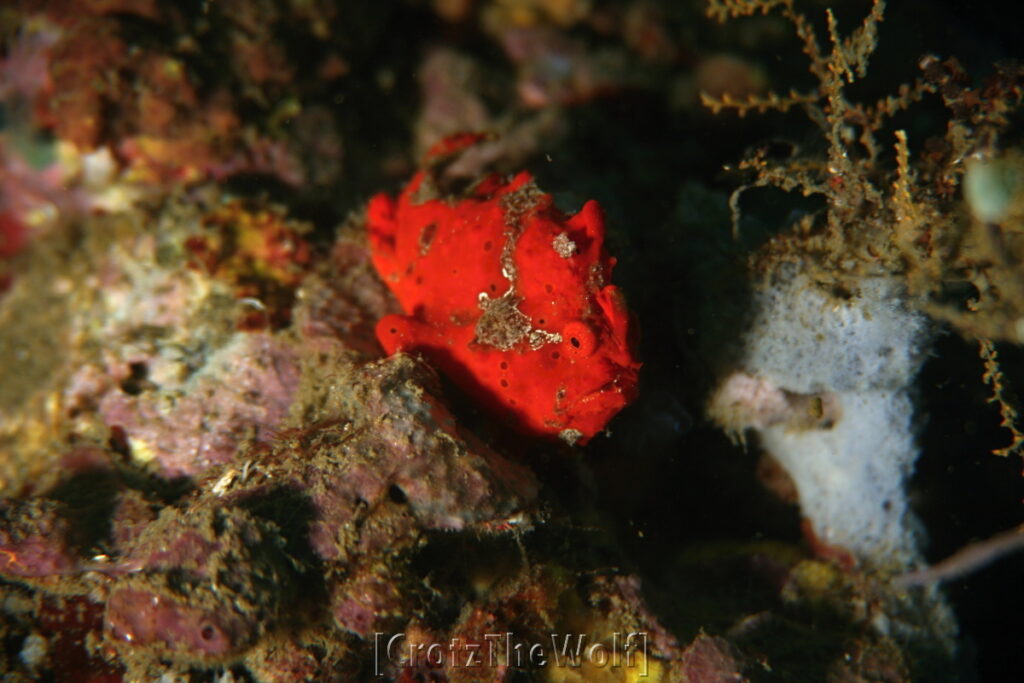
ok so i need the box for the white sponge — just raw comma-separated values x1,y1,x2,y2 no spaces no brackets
711,272,929,568
743,275,928,395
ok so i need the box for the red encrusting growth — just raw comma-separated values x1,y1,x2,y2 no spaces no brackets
367,135,640,444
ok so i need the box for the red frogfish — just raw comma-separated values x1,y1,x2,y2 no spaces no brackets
366,135,640,444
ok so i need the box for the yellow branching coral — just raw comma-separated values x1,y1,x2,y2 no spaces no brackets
705,0,1024,346
978,338,1024,458
705,0,1024,503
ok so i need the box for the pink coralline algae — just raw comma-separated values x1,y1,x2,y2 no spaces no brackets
96,332,301,479
1,353,539,675
0,499,79,578
103,506,295,662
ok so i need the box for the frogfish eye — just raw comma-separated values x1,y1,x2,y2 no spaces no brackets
561,321,597,358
